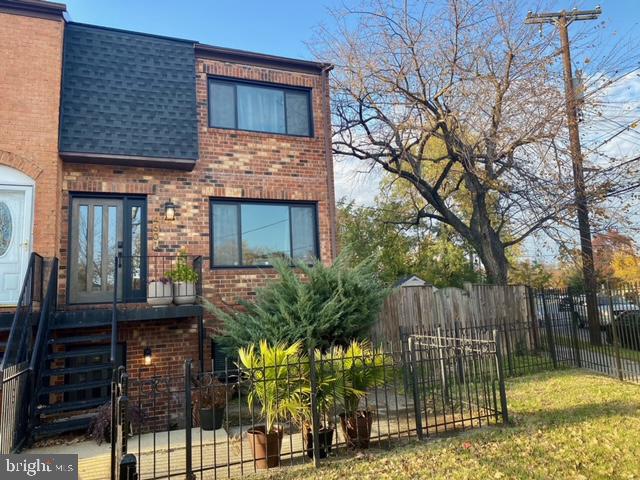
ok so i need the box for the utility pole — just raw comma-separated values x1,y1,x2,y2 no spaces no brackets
526,7,602,345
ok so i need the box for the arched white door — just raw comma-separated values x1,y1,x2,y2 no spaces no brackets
0,165,34,305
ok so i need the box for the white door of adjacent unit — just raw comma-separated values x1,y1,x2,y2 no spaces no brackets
0,185,33,305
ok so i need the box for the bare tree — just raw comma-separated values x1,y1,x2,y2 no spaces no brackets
314,0,640,283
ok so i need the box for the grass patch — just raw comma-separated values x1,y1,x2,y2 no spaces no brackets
266,370,640,480
554,334,640,363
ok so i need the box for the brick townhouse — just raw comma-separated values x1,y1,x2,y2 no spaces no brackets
0,0,336,439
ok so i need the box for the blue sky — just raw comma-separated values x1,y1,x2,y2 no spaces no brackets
63,1,639,61
63,0,340,60
62,0,640,262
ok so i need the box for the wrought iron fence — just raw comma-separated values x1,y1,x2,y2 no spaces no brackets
0,252,44,454
0,361,30,454
531,283,640,383
111,335,507,479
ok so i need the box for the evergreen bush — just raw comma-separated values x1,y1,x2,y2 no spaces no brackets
206,251,389,352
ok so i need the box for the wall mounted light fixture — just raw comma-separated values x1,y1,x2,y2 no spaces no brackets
144,347,152,366
164,200,177,221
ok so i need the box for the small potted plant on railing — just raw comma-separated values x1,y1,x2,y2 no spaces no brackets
147,277,173,306
194,376,233,430
166,249,198,305
331,340,390,449
238,340,307,469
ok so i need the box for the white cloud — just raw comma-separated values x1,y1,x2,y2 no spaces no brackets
333,157,382,206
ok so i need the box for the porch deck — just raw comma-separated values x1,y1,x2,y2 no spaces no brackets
54,304,204,328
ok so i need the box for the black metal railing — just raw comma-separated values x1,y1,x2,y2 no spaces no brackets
28,258,59,432
0,253,43,370
111,254,203,365
0,252,50,454
110,334,507,479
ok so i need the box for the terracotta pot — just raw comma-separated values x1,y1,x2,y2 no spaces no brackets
173,281,196,304
303,425,334,459
246,426,283,469
147,281,173,306
339,411,373,449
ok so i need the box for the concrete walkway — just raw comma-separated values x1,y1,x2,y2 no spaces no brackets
26,427,230,480
24,415,420,480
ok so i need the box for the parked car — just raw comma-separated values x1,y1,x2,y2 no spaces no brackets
609,311,640,350
574,295,640,330
533,294,572,324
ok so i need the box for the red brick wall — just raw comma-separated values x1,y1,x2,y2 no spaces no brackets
59,56,337,331
45,319,203,432
124,318,207,432
0,12,64,258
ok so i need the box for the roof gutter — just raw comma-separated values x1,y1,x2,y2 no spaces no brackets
195,43,332,75
0,0,66,20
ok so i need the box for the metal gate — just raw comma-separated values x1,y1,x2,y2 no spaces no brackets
407,330,509,438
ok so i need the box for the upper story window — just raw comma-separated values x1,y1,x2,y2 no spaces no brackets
210,199,319,267
208,78,313,137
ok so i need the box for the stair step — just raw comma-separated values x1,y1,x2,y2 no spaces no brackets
33,416,93,438
39,379,111,395
47,346,110,360
48,334,111,345
37,398,107,415
43,362,113,377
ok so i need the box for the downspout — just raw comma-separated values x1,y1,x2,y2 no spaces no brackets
321,64,338,261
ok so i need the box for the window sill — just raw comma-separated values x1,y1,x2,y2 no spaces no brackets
205,126,316,140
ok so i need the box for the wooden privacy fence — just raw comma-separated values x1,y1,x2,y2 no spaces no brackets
372,284,533,345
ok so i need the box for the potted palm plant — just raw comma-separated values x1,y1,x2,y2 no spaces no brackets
296,349,348,459
238,340,307,469
332,341,390,449
166,249,198,305
147,277,173,306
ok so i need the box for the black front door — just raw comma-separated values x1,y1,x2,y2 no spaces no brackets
69,195,147,304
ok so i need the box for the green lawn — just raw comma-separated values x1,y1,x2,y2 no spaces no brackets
267,371,640,480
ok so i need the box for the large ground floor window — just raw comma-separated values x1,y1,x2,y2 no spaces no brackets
210,199,319,267
68,195,147,304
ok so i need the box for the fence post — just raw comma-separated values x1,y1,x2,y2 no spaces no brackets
110,369,118,480
407,337,424,440
493,330,509,426
527,286,541,351
570,309,582,368
308,347,322,467
399,326,411,395
606,284,624,381
119,455,137,480
541,290,558,369
436,327,449,403
184,360,195,480
454,321,465,384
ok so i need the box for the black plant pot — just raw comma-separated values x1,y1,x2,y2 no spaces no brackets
304,426,334,459
200,407,225,430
